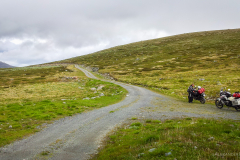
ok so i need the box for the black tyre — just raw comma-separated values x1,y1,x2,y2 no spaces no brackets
215,99,223,109
235,106,240,111
200,98,205,104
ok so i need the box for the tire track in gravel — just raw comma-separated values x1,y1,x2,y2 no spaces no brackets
0,65,239,160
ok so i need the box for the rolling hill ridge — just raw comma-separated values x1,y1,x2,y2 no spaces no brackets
0,61,14,68
53,28,240,102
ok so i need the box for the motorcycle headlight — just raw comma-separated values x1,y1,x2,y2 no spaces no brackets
203,94,205,97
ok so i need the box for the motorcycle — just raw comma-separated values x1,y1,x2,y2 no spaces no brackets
215,89,240,111
191,87,206,104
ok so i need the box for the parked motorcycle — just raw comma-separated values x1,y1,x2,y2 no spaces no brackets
192,87,206,104
215,89,240,111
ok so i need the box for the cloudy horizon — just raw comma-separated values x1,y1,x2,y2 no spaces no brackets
0,0,239,67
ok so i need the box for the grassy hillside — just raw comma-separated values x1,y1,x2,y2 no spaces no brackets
56,29,240,102
0,65,127,147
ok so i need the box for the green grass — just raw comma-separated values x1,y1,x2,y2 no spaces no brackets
54,29,240,103
0,65,127,147
92,118,240,160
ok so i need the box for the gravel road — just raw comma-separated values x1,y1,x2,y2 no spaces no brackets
0,65,239,160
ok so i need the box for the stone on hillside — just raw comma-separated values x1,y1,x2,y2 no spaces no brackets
99,93,105,97
90,88,97,91
165,152,172,156
137,153,144,157
92,67,99,72
208,137,214,141
97,85,104,90
148,148,156,152
83,97,90,100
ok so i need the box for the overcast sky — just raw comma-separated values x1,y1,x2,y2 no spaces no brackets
0,0,239,67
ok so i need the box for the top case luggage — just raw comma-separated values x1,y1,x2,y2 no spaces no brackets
198,88,205,94
233,92,240,98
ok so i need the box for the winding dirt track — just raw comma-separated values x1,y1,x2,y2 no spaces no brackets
0,65,239,160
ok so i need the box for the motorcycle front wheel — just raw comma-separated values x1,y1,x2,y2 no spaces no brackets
200,98,205,104
215,99,223,109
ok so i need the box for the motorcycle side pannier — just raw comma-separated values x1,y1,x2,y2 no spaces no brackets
198,88,205,94
233,92,240,98
232,99,240,106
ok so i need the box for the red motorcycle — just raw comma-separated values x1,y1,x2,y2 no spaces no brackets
193,87,206,104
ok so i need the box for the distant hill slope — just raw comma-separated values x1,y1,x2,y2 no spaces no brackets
0,61,15,68
54,28,240,102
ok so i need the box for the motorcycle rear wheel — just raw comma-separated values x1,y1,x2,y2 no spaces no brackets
200,98,205,104
215,99,223,109
235,106,240,111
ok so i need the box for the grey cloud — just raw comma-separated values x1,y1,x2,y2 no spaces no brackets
0,40,17,52
0,0,240,66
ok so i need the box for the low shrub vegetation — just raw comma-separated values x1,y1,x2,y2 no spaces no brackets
93,118,240,160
